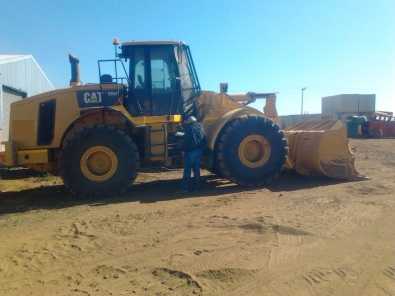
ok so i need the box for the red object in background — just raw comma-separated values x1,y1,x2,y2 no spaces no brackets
368,112,395,137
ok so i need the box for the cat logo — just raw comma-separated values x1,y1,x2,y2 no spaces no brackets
76,89,119,108
83,91,102,104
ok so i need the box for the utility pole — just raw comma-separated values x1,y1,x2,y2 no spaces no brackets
301,87,307,115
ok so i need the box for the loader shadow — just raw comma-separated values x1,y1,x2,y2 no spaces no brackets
0,176,249,215
0,168,47,179
267,172,363,192
0,172,365,216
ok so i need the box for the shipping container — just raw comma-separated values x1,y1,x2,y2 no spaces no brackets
322,94,376,115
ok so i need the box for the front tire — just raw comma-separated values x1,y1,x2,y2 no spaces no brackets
59,125,139,197
215,115,288,186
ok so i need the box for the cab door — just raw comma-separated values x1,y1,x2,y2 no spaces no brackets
149,46,180,116
127,45,181,116
127,46,150,116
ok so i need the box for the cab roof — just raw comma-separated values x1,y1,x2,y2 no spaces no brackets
121,40,185,47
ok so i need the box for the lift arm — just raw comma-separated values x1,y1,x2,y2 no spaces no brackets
228,92,279,122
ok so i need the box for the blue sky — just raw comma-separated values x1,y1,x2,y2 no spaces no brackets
0,0,394,115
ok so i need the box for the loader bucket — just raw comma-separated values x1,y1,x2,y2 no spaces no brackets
284,120,360,179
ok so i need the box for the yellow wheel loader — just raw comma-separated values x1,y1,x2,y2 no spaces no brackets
0,40,358,196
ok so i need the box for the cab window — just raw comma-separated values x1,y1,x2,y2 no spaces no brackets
132,49,145,90
150,47,177,94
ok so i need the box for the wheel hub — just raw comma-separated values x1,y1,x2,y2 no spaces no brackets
80,146,118,182
238,135,271,168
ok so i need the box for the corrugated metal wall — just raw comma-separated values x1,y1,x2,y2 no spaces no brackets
0,56,54,144
1,88,24,141
279,114,336,129
0,57,54,97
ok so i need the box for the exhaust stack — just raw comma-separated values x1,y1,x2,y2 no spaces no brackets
68,54,81,86
220,82,228,94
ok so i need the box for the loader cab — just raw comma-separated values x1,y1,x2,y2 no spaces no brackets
119,41,201,117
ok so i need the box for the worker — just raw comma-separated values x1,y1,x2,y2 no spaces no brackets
179,116,207,192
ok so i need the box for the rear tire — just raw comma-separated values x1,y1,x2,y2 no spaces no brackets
215,115,288,186
59,125,139,197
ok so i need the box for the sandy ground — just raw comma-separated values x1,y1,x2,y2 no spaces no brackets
0,139,394,296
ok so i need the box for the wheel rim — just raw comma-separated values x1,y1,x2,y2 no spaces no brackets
238,135,271,168
80,146,118,182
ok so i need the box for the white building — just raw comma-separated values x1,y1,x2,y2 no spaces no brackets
0,55,54,143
